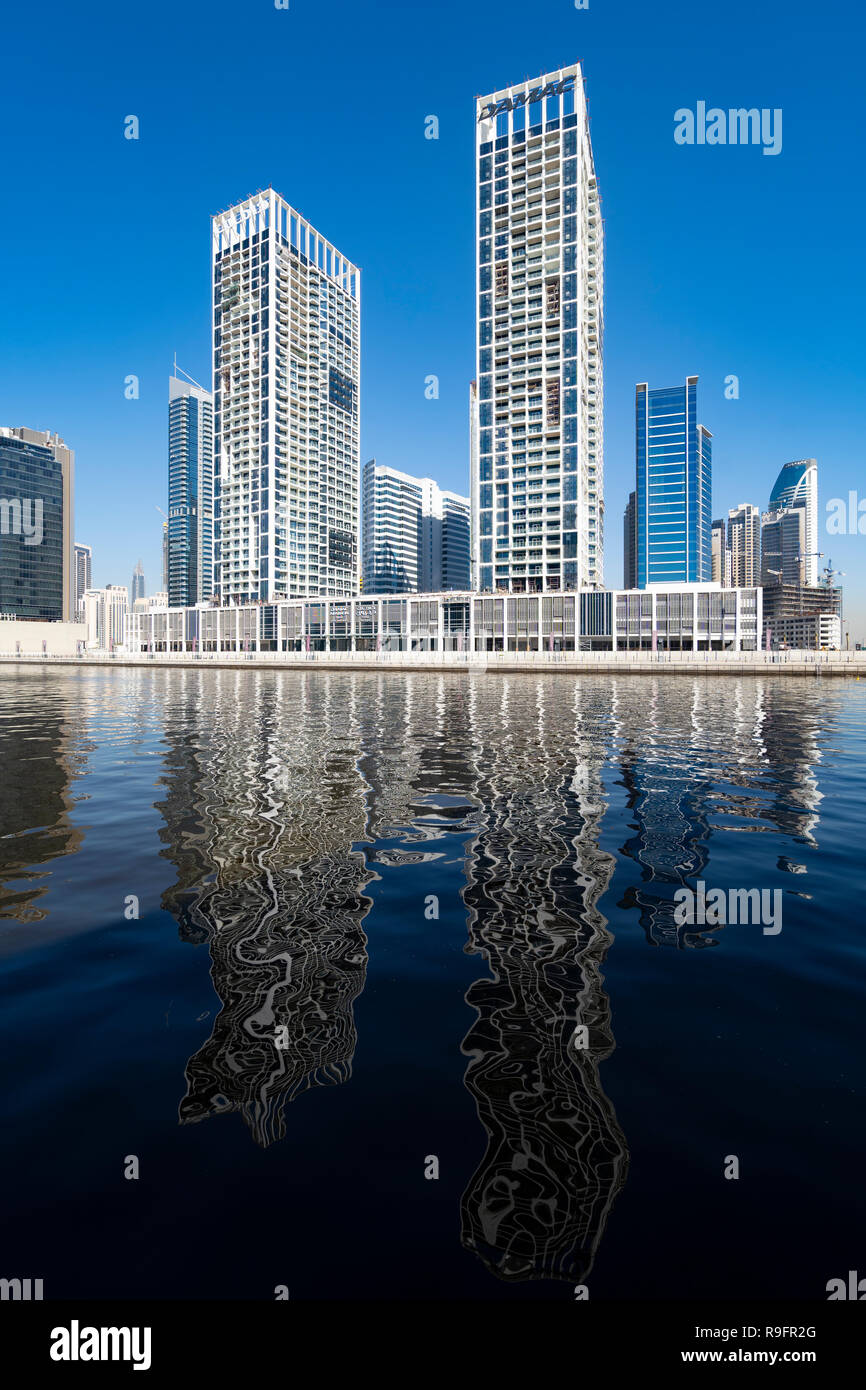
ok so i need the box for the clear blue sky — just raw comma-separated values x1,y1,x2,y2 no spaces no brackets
2,0,864,636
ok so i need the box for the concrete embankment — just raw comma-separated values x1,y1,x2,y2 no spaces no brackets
1,653,864,678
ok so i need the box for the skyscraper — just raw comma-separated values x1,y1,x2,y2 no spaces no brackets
623,491,637,589
73,543,92,620
761,506,806,586
212,189,360,603
131,559,146,603
635,376,711,587
362,460,470,594
767,459,818,585
727,503,761,587
0,427,74,621
168,369,214,606
472,64,604,594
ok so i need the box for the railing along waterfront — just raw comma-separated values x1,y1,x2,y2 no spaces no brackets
2,648,864,674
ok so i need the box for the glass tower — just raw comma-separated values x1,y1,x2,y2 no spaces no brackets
635,376,712,587
212,190,360,603
0,427,74,621
472,64,604,594
168,372,214,607
767,459,818,586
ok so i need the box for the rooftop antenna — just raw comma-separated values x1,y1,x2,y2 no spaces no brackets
171,355,207,392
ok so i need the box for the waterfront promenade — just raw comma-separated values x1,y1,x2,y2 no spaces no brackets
2,649,864,677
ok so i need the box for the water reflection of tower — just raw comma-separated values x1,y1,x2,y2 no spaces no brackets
459,677,628,1285
0,675,83,923
615,678,826,946
759,680,824,850
156,669,374,1148
616,680,716,949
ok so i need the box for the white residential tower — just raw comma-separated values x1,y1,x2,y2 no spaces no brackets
472,63,604,593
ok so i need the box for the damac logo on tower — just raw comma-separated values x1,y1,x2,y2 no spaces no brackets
478,76,575,122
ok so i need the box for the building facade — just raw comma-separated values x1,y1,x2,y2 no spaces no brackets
472,64,604,594
362,460,423,592
84,585,129,651
168,371,214,607
768,459,818,585
635,376,712,588
436,489,471,591
0,427,74,621
362,460,471,594
761,506,806,587
727,503,761,587
762,581,841,651
710,519,726,585
623,492,637,589
212,189,360,603
131,584,761,655
74,543,92,620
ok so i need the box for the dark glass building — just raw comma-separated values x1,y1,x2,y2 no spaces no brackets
0,427,74,621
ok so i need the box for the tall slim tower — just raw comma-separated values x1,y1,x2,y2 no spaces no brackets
73,543,92,619
131,559,146,603
623,492,637,589
635,376,712,587
768,459,818,586
212,189,361,603
727,503,761,587
472,64,603,594
168,369,214,606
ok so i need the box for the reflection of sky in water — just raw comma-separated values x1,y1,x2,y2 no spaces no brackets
0,667,863,1300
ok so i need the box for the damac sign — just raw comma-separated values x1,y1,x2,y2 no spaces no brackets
478,76,575,122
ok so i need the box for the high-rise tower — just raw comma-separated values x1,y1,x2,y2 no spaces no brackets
635,376,712,587
767,459,818,586
472,64,603,593
212,190,360,603
168,369,214,606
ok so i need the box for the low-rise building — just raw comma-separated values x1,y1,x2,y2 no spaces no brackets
130,583,762,655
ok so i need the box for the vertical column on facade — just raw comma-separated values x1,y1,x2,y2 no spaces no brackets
437,598,444,653
377,597,383,652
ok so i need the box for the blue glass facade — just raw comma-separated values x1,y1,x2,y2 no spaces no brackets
0,431,70,621
168,380,213,607
635,377,711,586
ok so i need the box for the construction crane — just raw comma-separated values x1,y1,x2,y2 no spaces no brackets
820,557,845,587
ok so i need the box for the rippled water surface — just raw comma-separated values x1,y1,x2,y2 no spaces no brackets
1,666,864,1299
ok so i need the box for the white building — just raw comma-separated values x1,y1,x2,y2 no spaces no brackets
84,585,128,651
73,543,92,620
362,460,470,593
768,459,818,585
130,583,761,655
133,592,168,615
727,503,761,587
472,64,603,594
212,189,360,603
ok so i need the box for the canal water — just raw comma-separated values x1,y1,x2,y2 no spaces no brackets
0,666,863,1300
